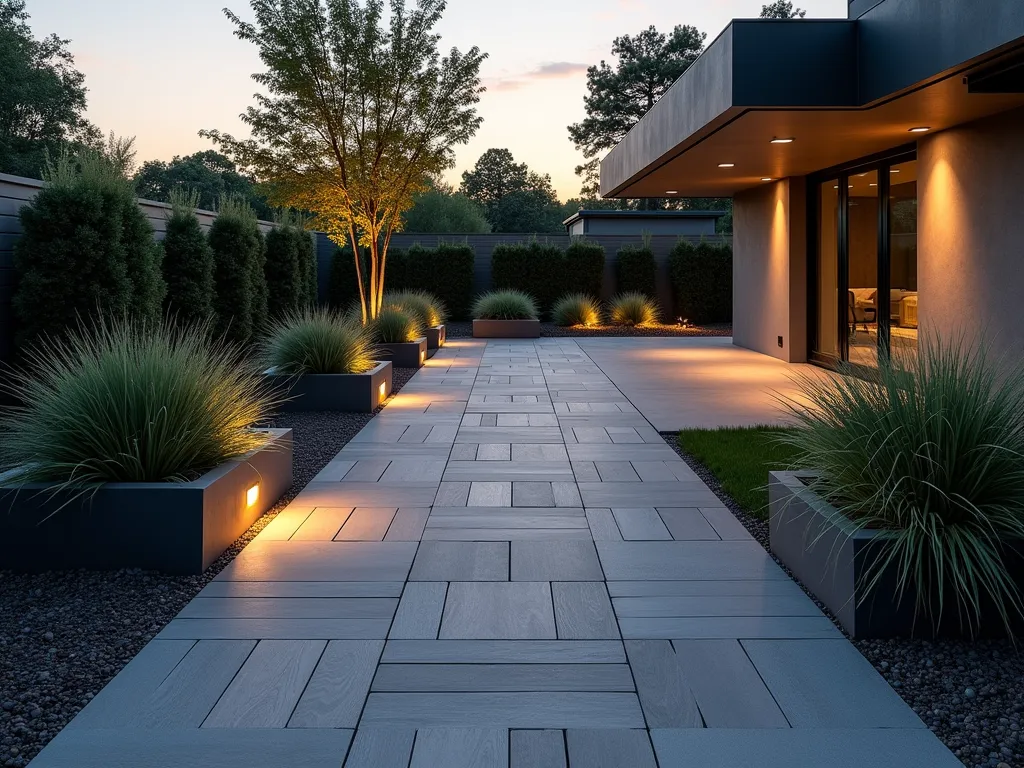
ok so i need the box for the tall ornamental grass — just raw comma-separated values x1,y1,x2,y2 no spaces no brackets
473,290,538,320
372,306,423,344
384,290,448,329
609,292,658,326
261,308,376,375
779,336,1024,636
0,318,275,485
552,293,601,327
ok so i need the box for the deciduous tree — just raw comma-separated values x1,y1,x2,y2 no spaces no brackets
402,178,490,233
460,148,564,233
760,1,806,19
201,0,485,323
134,150,273,219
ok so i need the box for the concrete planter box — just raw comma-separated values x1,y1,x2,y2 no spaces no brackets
768,470,1024,638
426,325,446,350
473,319,541,338
0,429,293,575
377,338,427,368
266,362,392,413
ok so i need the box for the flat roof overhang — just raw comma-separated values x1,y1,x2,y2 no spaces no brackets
601,15,1024,198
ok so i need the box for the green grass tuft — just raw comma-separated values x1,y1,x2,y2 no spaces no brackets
261,308,376,375
552,293,601,327
383,290,448,329
372,306,423,344
677,427,798,518
609,292,659,326
473,290,538,320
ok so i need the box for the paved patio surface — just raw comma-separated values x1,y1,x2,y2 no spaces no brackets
30,339,958,767
577,336,831,431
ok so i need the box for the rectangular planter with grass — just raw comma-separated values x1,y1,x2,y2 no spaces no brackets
265,361,392,413
426,325,446,350
377,338,427,368
768,470,1024,638
0,429,293,575
473,319,541,338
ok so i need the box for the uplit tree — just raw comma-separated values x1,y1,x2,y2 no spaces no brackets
201,0,486,323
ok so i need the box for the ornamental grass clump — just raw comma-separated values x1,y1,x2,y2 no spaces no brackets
778,336,1024,637
473,290,538,320
0,318,275,485
261,308,376,375
372,306,423,344
384,290,448,329
552,293,601,327
609,292,659,326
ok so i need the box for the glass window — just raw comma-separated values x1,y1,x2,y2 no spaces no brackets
889,160,918,361
816,179,840,358
847,170,879,368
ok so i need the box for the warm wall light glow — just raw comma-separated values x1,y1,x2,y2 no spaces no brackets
666,190,678,194
761,177,773,182
246,484,259,507
718,163,735,168
420,351,426,363
770,137,795,144
379,381,387,399
908,126,931,133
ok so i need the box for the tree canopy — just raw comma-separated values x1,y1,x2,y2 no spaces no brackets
134,150,274,219
460,148,565,233
201,0,485,322
760,1,806,19
402,178,490,233
567,24,705,200
0,0,100,178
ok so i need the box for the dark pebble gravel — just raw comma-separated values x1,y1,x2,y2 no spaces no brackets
0,367,418,767
664,432,1024,768
444,321,732,338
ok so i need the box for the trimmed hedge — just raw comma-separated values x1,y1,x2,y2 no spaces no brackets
328,245,364,312
564,238,605,298
669,239,733,324
209,196,263,344
491,240,564,318
404,242,475,321
162,193,215,327
297,229,318,307
615,244,657,298
265,225,302,319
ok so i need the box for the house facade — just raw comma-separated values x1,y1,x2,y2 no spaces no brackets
600,0,1024,369
562,209,724,237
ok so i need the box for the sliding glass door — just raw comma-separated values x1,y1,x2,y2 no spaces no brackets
809,151,918,367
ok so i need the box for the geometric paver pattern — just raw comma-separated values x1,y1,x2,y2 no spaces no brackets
29,339,960,767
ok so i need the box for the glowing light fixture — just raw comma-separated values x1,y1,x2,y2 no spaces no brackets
770,137,794,144
908,126,930,133
379,381,387,400
718,163,735,168
246,484,260,508
869,183,878,187
890,169,901,173
666,190,679,194
761,177,773,182
420,351,426,363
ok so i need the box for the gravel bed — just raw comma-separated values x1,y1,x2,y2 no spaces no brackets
0,366,418,767
663,432,1023,768
444,321,732,338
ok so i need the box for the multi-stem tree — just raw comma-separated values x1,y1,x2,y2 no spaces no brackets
201,0,486,323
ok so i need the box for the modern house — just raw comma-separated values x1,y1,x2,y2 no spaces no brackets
600,0,1024,369
562,209,724,237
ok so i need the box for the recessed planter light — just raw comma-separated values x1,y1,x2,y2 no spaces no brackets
908,126,930,132
246,484,260,507
718,163,735,168
771,137,795,144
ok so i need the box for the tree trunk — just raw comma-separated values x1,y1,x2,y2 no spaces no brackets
348,224,368,325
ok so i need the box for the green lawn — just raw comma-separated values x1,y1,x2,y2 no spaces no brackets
677,427,799,519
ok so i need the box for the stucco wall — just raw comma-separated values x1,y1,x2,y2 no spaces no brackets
918,107,1024,361
733,178,807,363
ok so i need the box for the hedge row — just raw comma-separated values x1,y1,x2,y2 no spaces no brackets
329,241,475,320
615,245,657,298
669,239,732,324
491,239,605,318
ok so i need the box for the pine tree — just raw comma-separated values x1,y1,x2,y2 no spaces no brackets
209,194,262,344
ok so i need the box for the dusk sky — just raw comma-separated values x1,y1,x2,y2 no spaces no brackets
30,0,847,200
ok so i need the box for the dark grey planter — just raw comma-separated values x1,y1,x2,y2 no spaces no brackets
426,325,445,350
266,361,392,413
768,470,1024,638
0,429,293,575
377,337,427,368
473,319,541,338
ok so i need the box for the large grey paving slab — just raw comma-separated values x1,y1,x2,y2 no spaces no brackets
566,729,657,768
457,427,564,443
444,461,574,482
288,640,382,728
410,728,509,768
215,541,417,582
650,728,962,768
28,728,354,768
177,597,397,620
511,541,603,581
335,507,399,541
606,580,806,598
672,640,789,728
624,640,702,728
611,594,822,618
618,615,840,639
390,582,448,639
440,582,556,639
552,582,619,639
360,692,645,727
292,481,440,507
381,640,626,664
410,541,509,581
596,541,789,581
384,508,430,540
198,581,405,598
343,728,416,768
580,482,721,508
158,617,393,640
511,730,566,768
371,663,634,691
610,508,672,540
512,481,556,506
656,508,721,540
742,639,926,728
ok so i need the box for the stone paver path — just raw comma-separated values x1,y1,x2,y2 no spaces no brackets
31,339,959,767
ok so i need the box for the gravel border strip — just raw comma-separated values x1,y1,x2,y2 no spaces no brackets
662,431,1022,768
443,321,732,338
0,366,419,767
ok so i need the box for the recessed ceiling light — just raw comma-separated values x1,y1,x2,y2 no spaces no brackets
908,126,930,132
771,137,795,144
857,173,868,177
869,183,877,187
665,190,678,194
718,163,735,168
761,177,773,182
890,169,900,173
